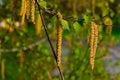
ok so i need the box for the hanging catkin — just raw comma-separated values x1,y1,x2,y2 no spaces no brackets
20,0,26,16
35,14,42,36
26,0,31,19
31,0,35,24
20,0,35,24
90,21,98,70
20,0,26,25
1,59,5,80
56,12,63,67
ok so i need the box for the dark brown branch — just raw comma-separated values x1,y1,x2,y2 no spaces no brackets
34,0,64,80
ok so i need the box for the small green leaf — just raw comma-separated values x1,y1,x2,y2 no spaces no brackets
5,36,10,42
39,1,47,9
83,15,92,24
61,19,69,30
102,9,109,17
73,22,81,32
110,0,114,3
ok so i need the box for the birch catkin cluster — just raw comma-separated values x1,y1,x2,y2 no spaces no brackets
56,12,63,67
90,22,98,70
20,0,35,25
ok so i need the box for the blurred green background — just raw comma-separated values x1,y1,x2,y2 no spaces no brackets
0,0,120,80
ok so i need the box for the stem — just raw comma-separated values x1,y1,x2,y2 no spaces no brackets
35,0,64,80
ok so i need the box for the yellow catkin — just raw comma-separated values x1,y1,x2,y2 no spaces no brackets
21,0,26,25
26,0,31,19
56,12,63,67
20,0,26,16
31,0,35,24
20,0,35,24
90,22,98,70
35,14,42,36
1,60,5,80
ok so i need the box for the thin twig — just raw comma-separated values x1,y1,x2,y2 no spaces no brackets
35,0,64,80
34,1,118,26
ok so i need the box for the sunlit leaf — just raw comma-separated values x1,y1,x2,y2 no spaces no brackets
61,19,69,30
83,15,92,24
39,1,47,9
73,22,81,32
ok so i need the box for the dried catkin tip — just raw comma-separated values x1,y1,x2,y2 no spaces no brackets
1,60,5,80
56,12,63,67
90,22,98,70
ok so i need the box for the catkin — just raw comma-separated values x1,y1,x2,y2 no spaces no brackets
56,12,63,67
90,22,98,70
20,0,26,16
21,0,26,25
31,0,35,24
26,0,31,19
20,0,35,24
1,60,5,80
35,14,42,36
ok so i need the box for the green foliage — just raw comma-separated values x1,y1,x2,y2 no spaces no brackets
39,1,47,9
0,0,120,80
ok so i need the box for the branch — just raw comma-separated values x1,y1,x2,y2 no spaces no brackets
0,39,42,52
35,0,64,80
34,2,118,27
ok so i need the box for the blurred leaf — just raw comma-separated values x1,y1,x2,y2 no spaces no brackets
61,19,69,30
83,15,92,24
5,36,10,42
103,17,112,25
102,9,109,17
73,21,81,33
110,0,114,3
39,1,47,9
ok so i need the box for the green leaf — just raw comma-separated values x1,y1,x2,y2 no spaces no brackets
39,1,47,9
73,22,81,32
110,0,114,3
5,36,10,42
83,15,92,24
102,9,109,17
61,19,69,30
